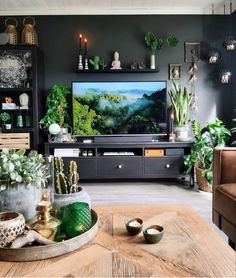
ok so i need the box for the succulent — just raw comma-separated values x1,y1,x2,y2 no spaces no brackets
54,157,80,194
0,149,49,190
166,35,179,47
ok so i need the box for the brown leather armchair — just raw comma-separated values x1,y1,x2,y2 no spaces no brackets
213,147,236,249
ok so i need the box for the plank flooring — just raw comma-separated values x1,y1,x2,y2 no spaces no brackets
82,180,227,240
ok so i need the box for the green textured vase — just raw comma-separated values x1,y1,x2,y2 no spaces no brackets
62,202,92,239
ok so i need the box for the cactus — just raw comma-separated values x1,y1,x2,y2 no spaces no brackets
89,56,102,70
54,157,80,194
67,161,80,193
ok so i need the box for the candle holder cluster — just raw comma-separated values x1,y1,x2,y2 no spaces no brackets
78,33,88,70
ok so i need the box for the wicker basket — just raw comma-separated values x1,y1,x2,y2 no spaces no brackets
195,164,212,192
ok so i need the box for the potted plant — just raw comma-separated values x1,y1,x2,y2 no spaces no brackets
145,32,163,69
168,82,192,141
39,84,71,138
0,112,11,130
53,157,91,209
0,149,49,220
184,119,231,192
145,32,179,69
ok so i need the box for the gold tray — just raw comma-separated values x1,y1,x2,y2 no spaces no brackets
0,209,98,262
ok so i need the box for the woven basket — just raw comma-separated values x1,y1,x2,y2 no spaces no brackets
195,164,212,192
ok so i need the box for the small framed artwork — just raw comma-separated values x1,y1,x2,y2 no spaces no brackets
184,42,201,62
169,64,182,80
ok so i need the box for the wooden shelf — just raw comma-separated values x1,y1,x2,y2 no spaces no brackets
0,88,32,92
2,127,34,133
76,69,159,73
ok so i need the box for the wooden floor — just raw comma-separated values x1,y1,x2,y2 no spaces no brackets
83,180,227,240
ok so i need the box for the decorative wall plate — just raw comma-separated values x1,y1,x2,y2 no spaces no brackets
0,53,26,87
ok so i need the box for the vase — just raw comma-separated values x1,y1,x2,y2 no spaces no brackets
53,186,91,209
150,54,156,69
0,212,25,247
0,184,43,221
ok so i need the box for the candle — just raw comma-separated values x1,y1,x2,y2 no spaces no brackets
147,228,160,235
129,220,142,227
79,34,82,54
84,38,87,58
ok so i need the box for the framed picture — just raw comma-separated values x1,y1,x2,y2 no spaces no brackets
184,42,200,62
169,64,182,80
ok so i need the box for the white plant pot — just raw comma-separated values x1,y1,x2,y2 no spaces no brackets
174,126,189,141
54,186,91,209
5,124,11,130
150,54,156,69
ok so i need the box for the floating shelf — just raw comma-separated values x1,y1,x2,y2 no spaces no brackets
0,88,32,92
76,69,159,73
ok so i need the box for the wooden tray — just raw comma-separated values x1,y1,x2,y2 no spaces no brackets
0,209,98,262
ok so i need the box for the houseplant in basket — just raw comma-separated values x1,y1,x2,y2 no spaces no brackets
39,84,71,140
184,119,231,192
0,149,49,220
168,82,192,141
53,157,91,209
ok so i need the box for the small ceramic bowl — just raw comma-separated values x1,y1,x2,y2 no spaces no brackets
126,218,143,235
143,225,164,244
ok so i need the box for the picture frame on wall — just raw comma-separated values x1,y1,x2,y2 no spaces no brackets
184,42,200,62
169,64,182,80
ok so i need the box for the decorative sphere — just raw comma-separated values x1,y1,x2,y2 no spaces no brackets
49,123,61,135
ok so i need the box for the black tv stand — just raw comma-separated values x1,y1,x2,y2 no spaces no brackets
45,140,194,187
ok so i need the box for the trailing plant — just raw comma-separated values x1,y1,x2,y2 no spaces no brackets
231,109,236,145
184,119,231,184
0,112,10,123
0,149,49,189
168,82,192,127
145,32,179,54
54,157,80,194
39,84,70,133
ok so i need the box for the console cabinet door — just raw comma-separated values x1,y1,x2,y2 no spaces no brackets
62,158,97,179
144,157,184,177
97,157,142,178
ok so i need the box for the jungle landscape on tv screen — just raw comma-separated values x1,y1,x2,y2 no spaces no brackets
72,81,167,135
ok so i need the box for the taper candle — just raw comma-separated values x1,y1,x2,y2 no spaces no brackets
79,34,82,54
84,38,87,58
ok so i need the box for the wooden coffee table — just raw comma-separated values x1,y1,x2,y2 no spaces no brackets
0,205,235,277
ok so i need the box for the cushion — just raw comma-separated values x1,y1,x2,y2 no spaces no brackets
214,183,236,227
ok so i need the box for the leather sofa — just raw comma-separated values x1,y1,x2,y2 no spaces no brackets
213,147,236,249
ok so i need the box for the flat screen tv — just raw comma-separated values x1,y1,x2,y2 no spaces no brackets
72,81,167,136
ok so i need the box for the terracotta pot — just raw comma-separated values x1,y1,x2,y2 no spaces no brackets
0,212,25,247
195,164,212,192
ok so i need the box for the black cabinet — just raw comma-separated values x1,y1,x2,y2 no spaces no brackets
0,45,44,150
45,141,194,186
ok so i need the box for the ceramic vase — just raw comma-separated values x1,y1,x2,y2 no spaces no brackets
174,126,189,141
150,54,156,69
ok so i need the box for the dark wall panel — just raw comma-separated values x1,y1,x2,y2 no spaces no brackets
0,14,233,127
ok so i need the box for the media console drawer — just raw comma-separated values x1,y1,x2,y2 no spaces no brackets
144,157,184,176
97,157,142,177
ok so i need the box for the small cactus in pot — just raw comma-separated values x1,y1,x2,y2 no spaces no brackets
54,157,80,194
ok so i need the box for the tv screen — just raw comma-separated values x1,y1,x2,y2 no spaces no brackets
72,81,167,135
